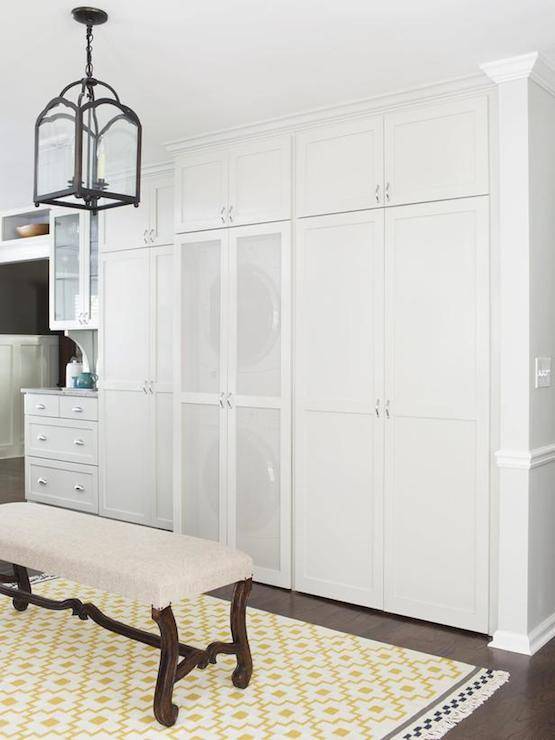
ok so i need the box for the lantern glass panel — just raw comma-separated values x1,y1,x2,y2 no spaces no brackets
81,100,138,197
36,102,75,197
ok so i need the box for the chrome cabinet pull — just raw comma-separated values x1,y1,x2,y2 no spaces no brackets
74,438,85,446
74,484,85,492
72,406,84,413
142,381,148,394
226,393,233,409
385,400,390,418
149,228,155,243
375,399,380,418
228,205,234,223
143,228,148,244
219,392,225,409
220,206,226,224
37,477,47,486
375,184,380,203
385,182,391,202
37,434,47,442
35,403,46,410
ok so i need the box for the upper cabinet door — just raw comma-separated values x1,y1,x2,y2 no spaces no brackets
98,248,151,389
384,97,489,206
175,150,228,233
149,172,174,246
100,185,150,252
296,117,384,217
228,136,291,226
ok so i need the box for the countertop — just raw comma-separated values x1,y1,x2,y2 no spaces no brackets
20,387,98,398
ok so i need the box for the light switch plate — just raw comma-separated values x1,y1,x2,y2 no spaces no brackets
535,357,552,388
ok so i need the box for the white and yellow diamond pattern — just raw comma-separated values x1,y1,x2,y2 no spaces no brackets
0,578,491,738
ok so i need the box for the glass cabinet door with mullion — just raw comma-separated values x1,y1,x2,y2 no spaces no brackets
50,210,97,330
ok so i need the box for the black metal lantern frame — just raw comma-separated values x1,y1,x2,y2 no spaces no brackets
34,7,142,213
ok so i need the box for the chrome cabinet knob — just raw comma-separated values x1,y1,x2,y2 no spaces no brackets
35,403,46,410
74,484,85,492
37,478,47,486
37,434,47,442
74,439,85,446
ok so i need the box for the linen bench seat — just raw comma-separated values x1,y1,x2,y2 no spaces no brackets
0,501,254,727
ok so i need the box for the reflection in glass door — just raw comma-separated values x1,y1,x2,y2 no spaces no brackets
178,232,226,542
228,223,291,587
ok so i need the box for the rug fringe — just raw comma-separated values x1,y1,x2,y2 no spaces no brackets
419,670,510,739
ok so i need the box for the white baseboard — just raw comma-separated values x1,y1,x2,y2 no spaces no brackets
488,630,532,655
529,612,555,655
489,612,555,655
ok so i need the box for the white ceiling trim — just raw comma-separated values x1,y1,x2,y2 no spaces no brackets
166,71,491,153
481,52,555,97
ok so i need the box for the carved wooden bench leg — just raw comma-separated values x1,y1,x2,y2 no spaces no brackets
197,578,254,688
231,578,253,689
12,565,31,612
151,605,179,727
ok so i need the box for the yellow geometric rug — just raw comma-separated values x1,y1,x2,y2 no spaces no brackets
0,577,508,739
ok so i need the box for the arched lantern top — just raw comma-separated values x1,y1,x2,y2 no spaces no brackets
33,7,142,213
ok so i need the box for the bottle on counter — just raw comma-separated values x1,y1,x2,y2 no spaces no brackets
65,357,83,388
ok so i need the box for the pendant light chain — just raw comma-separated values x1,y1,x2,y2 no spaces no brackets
85,25,94,79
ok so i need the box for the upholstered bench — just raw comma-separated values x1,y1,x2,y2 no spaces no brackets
0,502,253,727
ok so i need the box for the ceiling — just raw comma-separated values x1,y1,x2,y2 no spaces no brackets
2,0,555,209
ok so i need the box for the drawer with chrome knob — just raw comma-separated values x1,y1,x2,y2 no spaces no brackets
25,417,97,465
26,458,98,514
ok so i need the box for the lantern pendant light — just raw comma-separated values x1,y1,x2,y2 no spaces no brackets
34,7,142,212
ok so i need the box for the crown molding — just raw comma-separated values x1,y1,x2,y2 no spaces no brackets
166,72,491,153
141,160,173,177
495,442,555,470
481,52,555,97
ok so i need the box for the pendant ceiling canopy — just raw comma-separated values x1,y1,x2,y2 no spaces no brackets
33,6,142,213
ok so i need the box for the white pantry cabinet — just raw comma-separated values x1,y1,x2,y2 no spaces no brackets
175,222,291,587
295,96,488,217
98,244,173,529
294,198,489,632
294,211,385,609
101,170,174,252
296,117,384,217
175,136,291,233
383,197,489,632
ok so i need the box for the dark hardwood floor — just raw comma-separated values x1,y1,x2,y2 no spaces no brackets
1,457,553,739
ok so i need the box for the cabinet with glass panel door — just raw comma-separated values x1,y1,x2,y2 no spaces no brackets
49,209,99,330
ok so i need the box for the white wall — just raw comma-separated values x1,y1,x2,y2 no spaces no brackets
527,80,555,635
483,53,555,654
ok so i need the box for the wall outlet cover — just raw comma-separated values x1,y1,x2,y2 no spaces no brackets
535,357,551,388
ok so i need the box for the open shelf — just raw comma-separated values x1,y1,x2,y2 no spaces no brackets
2,208,50,242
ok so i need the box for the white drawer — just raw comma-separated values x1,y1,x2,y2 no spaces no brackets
59,396,98,421
26,457,98,514
24,394,59,418
25,416,98,465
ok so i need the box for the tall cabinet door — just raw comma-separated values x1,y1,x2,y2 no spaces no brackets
294,210,385,608
150,245,174,530
383,197,489,632
227,223,291,588
99,248,152,525
175,231,228,542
